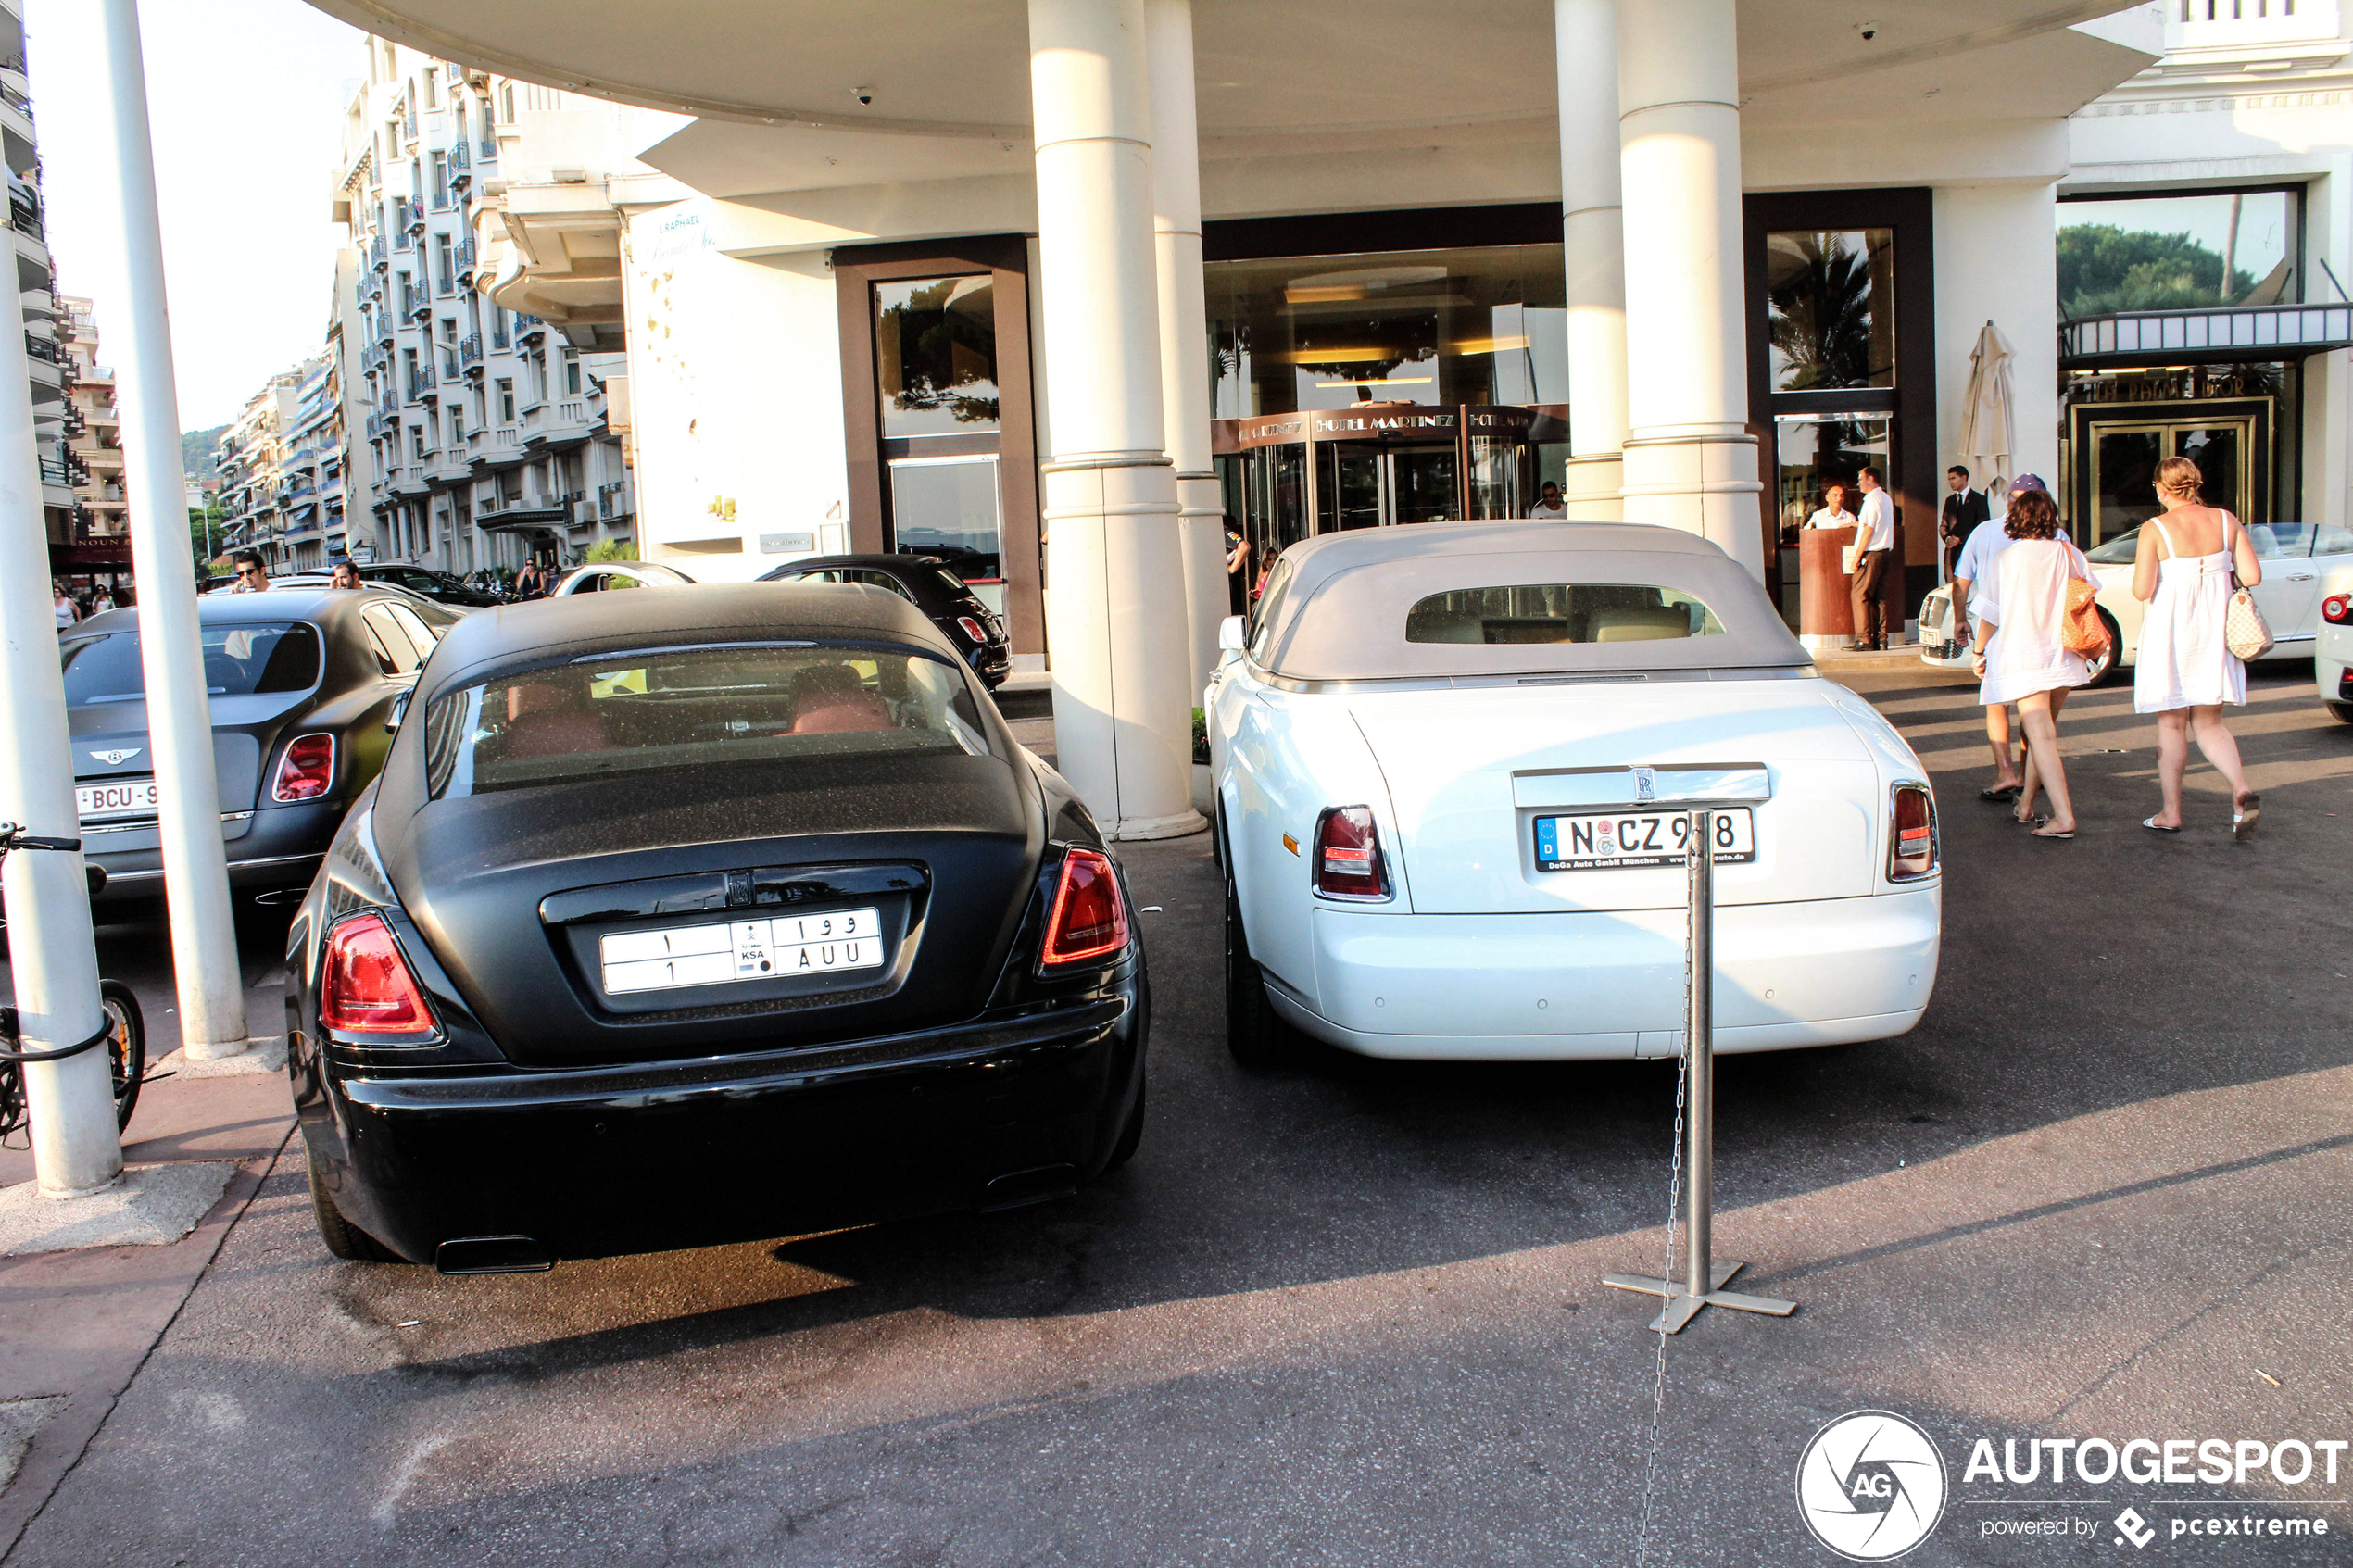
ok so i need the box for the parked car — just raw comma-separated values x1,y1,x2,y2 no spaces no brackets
1919,519,2353,684
551,559,699,595
1205,521,1941,1066
758,555,1012,689
2320,569,2353,722
352,563,508,608
286,583,1146,1269
271,574,455,614
57,588,459,902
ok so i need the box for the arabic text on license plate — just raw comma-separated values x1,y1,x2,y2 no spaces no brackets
76,780,161,820
598,907,885,995
1533,809,1755,872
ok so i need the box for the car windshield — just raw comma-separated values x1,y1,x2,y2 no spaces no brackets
422,642,995,799
1405,583,1725,645
58,622,322,705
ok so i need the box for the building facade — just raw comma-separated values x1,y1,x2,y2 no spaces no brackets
329,43,644,579
216,364,312,570
56,297,122,555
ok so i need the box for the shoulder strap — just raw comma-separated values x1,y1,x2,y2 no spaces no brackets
2146,514,2175,559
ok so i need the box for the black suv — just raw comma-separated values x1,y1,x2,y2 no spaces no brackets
757,554,1011,688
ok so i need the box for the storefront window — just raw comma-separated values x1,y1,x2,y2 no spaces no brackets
874,276,1000,437
2061,362,2294,546
2057,190,2299,318
1764,230,1895,393
1205,245,1567,417
887,454,1003,607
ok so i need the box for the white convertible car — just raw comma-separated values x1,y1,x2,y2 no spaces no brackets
1206,521,1941,1065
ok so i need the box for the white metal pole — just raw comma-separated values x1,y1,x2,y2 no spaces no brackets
93,0,250,1058
1555,0,1629,519
0,327,124,1198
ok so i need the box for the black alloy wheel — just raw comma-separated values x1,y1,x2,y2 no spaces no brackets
98,979,145,1132
2082,609,2124,686
307,1156,403,1263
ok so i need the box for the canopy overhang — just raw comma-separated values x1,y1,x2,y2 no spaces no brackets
2059,302,2353,370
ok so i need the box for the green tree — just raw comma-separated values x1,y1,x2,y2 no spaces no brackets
187,502,227,579
2057,225,2255,318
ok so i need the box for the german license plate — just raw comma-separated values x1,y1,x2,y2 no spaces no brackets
1534,809,1755,872
598,907,885,995
76,779,161,821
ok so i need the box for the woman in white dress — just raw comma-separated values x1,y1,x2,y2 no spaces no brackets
2131,456,2262,838
1969,486,2095,839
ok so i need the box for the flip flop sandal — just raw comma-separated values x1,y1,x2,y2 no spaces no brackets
2009,812,2046,828
2031,827,2077,840
2233,792,2261,841
2141,817,2181,834
1979,784,2023,801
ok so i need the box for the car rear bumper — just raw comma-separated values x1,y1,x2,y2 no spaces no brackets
86,798,346,900
294,987,1146,1265
1278,887,1939,1060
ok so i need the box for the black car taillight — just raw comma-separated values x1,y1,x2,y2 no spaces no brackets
2323,593,2352,626
956,614,988,644
1314,805,1391,901
319,912,438,1037
1889,783,1937,882
272,733,336,802
1038,847,1130,971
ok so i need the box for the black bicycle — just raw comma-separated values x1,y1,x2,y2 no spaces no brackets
0,823,145,1141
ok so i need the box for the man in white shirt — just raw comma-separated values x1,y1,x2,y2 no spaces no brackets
1804,480,1856,531
1952,474,2067,797
1529,481,1567,521
1848,466,1896,650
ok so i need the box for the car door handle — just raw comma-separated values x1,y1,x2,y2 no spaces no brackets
2284,572,2316,582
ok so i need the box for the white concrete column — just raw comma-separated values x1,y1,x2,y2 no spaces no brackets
1031,0,1203,839
1616,0,1765,576
1556,0,1628,520
95,0,252,1055
1146,0,1226,702
0,312,123,1198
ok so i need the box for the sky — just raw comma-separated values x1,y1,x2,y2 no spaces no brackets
29,0,367,433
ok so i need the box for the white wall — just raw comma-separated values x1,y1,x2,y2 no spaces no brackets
1931,182,2062,493
620,199,849,580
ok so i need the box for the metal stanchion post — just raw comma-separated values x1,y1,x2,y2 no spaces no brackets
1604,805,1794,1333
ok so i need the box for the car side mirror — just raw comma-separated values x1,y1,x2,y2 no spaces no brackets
385,689,412,734
1217,615,1246,653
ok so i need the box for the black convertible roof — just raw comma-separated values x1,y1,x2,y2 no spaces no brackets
414,583,950,703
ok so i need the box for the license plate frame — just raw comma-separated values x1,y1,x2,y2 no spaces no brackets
1533,808,1756,872
597,906,887,996
75,779,161,822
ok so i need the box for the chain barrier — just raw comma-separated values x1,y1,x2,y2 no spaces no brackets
1630,1008,1691,1568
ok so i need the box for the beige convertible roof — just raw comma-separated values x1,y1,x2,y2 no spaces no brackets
1249,521,1809,683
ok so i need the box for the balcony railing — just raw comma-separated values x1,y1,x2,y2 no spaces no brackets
370,234,388,269
23,332,59,364
478,137,497,161
403,107,418,142
456,236,476,276
448,138,470,172
459,332,484,369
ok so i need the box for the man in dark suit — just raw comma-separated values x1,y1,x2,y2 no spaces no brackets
1939,464,1991,577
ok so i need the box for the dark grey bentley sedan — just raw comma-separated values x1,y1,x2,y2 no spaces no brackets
58,588,458,901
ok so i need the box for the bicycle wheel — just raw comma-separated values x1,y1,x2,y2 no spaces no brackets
98,979,145,1132
0,1062,21,1144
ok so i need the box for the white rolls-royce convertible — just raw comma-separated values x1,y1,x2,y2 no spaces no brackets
1204,521,1941,1065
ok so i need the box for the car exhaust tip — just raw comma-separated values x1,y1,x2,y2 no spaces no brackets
250,887,307,908
977,1164,1080,1212
434,1236,554,1274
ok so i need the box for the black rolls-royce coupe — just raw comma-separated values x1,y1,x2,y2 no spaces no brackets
285,584,1147,1271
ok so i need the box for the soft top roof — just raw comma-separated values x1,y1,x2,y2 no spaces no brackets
73,586,408,633
415,583,950,705
1250,521,1807,682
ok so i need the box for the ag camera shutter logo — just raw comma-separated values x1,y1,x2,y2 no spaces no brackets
1795,1410,1948,1560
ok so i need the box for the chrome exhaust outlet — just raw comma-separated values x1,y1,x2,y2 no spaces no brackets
978,1164,1079,1212
434,1236,554,1273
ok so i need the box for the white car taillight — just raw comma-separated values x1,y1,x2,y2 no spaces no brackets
319,912,438,1037
1314,805,1391,901
271,733,336,802
1889,783,1937,882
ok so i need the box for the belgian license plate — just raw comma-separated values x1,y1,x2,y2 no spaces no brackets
76,779,161,820
598,907,885,995
1534,809,1755,872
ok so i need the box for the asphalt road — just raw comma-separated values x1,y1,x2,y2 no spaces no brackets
8,663,2351,1567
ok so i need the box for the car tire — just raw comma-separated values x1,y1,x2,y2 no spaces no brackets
1101,1076,1147,1172
2328,701,2353,725
307,1155,403,1263
98,979,145,1132
1224,868,1293,1069
2082,609,2124,686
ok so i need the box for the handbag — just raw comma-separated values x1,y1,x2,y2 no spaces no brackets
2221,515,2275,661
2061,545,2109,658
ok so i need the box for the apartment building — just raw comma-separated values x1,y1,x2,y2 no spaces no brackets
331,43,644,577
216,362,314,571
6,0,92,581
56,296,123,547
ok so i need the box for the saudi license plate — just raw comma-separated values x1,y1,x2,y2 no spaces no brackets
598,907,885,995
76,779,161,821
1534,809,1755,872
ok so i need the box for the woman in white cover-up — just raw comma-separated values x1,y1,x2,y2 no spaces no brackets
1969,485,2094,840
2131,455,2262,838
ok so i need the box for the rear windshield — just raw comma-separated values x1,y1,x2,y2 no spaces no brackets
1405,584,1724,645
422,643,995,799
58,622,322,706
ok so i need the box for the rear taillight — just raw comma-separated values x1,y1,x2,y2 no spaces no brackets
1314,805,1391,901
1038,847,1130,970
956,615,988,644
271,733,335,802
1889,783,1937,882
2323,594,2352,626
319,912,437,1036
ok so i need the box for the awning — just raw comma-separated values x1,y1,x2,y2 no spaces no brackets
2061,302,2353,369
50,539,135,570
475,505,568,535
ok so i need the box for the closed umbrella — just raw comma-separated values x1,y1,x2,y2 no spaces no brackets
1958,320,2015,496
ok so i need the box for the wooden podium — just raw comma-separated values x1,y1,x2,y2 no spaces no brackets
1797,527,1856,653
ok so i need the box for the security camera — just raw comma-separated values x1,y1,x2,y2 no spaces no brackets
853,86,874,106
1857,21,1879,40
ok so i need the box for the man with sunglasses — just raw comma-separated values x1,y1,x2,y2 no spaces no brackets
228,551,270,593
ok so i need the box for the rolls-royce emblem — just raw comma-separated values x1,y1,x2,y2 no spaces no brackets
1632,766,1656,804
89,748,142,767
